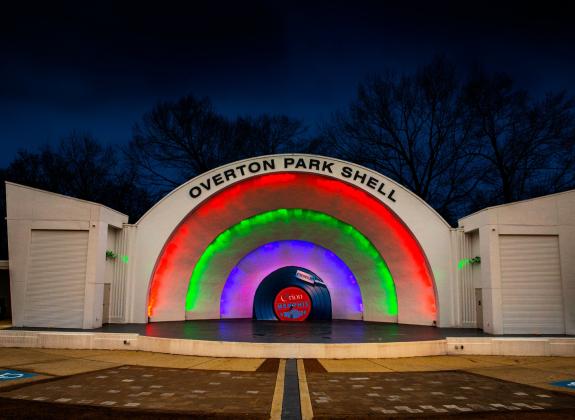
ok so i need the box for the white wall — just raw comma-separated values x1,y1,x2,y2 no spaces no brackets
459,190,575,335
5,182,128,329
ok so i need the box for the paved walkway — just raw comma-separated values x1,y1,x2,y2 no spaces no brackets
0,348,574,418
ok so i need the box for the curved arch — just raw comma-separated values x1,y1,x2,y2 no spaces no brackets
184,209,395,321
221,240,362,320
145,171,440,325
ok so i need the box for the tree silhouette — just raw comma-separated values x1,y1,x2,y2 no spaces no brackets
127,95,311,193
128,96,234,191
2,132,152,222
323,57,575,223
2,59,574,251
463,70,575,210
1,133,154,258
233,114,305,156
322,57,483,222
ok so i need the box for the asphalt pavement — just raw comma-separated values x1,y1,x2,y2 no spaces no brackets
1,348,574,418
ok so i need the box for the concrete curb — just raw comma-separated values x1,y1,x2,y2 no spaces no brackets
1,331,574,358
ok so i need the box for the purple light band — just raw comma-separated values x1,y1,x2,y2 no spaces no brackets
220,240,364,320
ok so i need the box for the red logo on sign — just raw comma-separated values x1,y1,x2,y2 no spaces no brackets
274,287,311,322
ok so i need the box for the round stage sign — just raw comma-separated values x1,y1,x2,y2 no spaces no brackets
274,287,312,322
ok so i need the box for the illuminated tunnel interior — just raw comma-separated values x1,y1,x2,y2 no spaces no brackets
221,240,362,320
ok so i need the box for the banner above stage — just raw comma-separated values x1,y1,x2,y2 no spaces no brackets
188,156,398,204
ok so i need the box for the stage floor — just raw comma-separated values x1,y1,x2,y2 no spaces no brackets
12,319,495,343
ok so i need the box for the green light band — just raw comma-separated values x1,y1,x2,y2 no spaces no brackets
185,208,398,316
457,256,481,270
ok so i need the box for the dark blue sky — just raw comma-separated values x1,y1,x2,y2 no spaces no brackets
1,1,574,166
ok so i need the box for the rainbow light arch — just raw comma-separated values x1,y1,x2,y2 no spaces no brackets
147,172,437,324
186,208,396,310
186,210,396,315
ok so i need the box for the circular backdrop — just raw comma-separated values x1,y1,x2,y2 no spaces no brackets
253,266,332,321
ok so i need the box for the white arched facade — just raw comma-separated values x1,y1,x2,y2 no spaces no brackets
125,154,455,327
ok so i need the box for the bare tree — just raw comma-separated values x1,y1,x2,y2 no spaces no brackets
2,132,152,223
323,56,482,222
128,96,233,191
463,71,575,209
234,114,305,156
127,94,309,193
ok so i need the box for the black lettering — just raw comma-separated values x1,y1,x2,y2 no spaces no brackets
388,189,397,202
321,161,334,173
353,170,367,184
200,179,212,190
284,157,295,168
189,186,202,198
367,176,378,189
223,169,237,181
248,162,261,173
309,159,320,171
295,158,307,169
341,166,352,178
236,164,247,176
262,159,276,171
213,173,224,186
377,182,386,196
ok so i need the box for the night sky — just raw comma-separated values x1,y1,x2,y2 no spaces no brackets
1,1,574,167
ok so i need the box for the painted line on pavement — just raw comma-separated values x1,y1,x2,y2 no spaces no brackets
297,359,313,420
270,359,286,420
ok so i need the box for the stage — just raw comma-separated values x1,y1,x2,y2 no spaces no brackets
2,320,573,359
12,319,491,343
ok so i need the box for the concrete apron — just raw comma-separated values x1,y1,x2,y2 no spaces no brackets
0,330,575,358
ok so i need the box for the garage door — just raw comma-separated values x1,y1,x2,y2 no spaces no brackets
24,230,89,328
500,235,564,334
